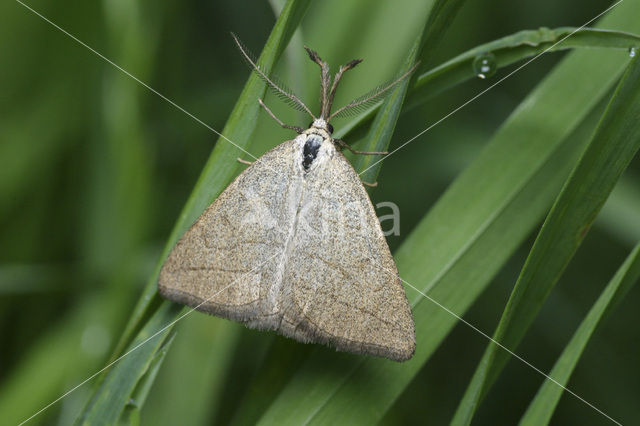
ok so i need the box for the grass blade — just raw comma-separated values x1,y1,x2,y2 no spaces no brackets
520,242,640,425
75,302,180,425
598,173,640,246
351,0,466,185
139,317,242,426
452,53,640,426
118,332,176,426
351,31,421,184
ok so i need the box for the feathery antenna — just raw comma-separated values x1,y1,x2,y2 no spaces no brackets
232,32,419,126
304,46,333,119
326,59,362,117
231,33,315,119
329,62,420,120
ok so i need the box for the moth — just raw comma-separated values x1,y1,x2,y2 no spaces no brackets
159,34,418,361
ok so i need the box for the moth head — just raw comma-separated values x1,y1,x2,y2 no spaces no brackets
308,119,334,134
231,33,419,132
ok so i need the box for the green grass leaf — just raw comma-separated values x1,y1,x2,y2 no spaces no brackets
140,316,243,426
520,242,640,425
256,3,640,424
351,0,467,185
118,332,176,426
350,25,421,185
347,0,466,181
76,302,180,425
452,52,640,426
598,173,640,245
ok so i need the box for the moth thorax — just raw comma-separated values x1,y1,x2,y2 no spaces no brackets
302,135,324,171
312,118,327,129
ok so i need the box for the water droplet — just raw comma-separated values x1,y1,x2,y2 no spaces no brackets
629,47,637,58
472,53,497,79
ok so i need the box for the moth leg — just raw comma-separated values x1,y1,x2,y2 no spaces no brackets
258,99,305,134
334,138,388,155
237,158,253,165
361,180,378,188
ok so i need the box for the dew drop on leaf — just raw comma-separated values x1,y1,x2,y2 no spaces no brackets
629,46,637,58
472,52,497,79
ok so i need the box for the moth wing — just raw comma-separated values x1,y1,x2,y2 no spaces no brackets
158,140,301,322
280,151,416,361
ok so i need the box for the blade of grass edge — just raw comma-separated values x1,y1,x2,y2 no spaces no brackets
350,31,421,185
118,332,176,426
452,53,640,426
75,303,181,425
520,242,640,426
351,0,466,186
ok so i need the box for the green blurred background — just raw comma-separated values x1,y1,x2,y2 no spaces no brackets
1,0,639,424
